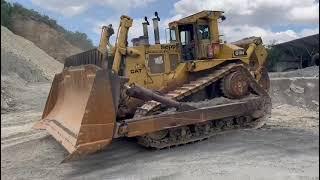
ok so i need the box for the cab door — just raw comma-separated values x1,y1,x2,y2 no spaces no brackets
196,22,211,59
178,24,196,61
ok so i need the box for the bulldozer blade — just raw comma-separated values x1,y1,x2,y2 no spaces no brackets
34,64,121,162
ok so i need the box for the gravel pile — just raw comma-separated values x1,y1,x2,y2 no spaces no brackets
269,66,319,78
1,26,63,113
1,26,63,80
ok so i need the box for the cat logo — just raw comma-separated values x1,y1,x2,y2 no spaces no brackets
130,69,142,74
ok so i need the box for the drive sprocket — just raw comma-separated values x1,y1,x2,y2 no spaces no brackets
220,70,249,99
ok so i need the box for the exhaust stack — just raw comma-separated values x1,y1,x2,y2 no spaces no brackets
152,12,160,44
142,16,150,44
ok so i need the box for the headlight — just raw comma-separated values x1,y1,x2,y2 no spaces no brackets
234,49,245,56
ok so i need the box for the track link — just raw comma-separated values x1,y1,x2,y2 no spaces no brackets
138,114,268,149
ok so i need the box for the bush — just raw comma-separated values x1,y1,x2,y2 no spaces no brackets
63,30,94,50
266,43,282,72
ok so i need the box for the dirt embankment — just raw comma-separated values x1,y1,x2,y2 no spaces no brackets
10,14,83,63
1,26,62,113
270,77,319,111
269,66,319,111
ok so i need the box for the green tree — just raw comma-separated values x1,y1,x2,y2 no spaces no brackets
1,0,13,27
266,40,282,72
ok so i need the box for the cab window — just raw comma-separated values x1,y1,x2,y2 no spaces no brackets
180,30,192,45
170,29,176,41
148,54,165,74
198,24,209,40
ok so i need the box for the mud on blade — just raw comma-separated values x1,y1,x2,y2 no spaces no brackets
35,64,120,161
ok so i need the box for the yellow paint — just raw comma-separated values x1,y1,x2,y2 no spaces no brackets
98,11,268,92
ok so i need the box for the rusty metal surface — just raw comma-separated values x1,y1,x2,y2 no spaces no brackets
125,84,195,110
64,49,105,68
232,37,263,49
118,96,264,137
132,63,271,148
221,71,249,99
35,64,120,161
258,69,270,91
136,103,269,149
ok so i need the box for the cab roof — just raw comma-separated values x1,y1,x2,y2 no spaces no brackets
169,10,224,27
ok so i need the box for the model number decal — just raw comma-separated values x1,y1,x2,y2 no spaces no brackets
161,45,176,50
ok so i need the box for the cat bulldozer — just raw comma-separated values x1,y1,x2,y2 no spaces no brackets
35,11,271,162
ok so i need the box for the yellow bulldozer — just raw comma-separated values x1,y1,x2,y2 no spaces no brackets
35,11,271,162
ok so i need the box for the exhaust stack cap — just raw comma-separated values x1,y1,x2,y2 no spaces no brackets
154,11,160,21
152,11,160,44
144,16,150,25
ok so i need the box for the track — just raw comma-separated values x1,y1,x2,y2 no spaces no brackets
135,63,271,148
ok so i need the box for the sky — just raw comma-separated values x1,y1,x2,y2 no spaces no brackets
8,0,319,46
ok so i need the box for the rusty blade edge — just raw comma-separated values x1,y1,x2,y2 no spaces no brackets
61,139,112,163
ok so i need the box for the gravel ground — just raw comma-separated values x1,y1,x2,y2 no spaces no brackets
1,82,319,180
1,108,318,180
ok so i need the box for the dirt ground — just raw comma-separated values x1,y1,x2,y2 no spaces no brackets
1,80,319,180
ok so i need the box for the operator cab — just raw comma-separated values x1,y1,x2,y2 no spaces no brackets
168,10,226,61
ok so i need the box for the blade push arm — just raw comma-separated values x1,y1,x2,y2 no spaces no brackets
124,83,195,111
112,16,133,74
